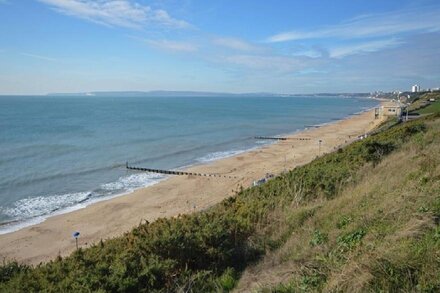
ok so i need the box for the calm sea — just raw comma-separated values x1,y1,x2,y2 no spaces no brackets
0,95,378,233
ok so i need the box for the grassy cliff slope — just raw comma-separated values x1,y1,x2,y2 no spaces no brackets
237,116,440,292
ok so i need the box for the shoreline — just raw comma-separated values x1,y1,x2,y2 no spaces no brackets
0,104,377,236
0,105,384,265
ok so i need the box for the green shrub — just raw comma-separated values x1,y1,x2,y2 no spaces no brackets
363,141,395,166
310,230,328,247
299,271,326,291
217,267,237,291
336,228,367,250
0,261,28,283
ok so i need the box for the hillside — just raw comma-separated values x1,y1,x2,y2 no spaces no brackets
1,113,439,292
237,116,440,291
409,92,440,116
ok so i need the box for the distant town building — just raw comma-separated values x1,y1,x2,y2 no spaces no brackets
411,85,420,93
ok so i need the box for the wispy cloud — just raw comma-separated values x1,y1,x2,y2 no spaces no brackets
20,52,57,62
222,54,311,72
39,0,190,29
329,38,403,58
145,39,198,52
267,6,440,42
291,49,323,58
212,37,260,51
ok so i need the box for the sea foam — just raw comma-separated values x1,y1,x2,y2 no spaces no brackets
101,172,167,192
1,191,92,219
196,149,251,163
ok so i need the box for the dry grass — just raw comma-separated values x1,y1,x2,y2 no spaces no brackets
234,118,440,292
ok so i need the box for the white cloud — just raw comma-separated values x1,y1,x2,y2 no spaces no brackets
291,49,322,58
145,39,198,52
223,54,307,72
329,38,403,58
295,69,327,76
267,6,440,42
20,52,57,62
39,0,190,29
212,37,260,51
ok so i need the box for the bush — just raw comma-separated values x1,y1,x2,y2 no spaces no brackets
363,141,395,166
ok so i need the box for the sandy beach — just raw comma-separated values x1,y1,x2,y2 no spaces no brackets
0,107,384,265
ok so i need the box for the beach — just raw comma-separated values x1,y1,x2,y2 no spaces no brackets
0,108,384,265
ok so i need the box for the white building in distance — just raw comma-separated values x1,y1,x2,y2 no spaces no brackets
412,84,420,92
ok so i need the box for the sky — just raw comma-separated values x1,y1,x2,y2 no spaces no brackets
0,0,440,95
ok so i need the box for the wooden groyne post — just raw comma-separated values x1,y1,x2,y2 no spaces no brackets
254,136,311,141
126,163,238,179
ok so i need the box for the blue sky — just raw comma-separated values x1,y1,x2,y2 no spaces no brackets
0,0,440,94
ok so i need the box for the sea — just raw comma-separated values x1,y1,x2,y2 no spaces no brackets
0,95,378,233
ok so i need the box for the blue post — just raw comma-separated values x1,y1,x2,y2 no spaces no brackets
73,231,80,250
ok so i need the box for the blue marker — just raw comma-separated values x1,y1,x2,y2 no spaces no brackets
73,231,80,249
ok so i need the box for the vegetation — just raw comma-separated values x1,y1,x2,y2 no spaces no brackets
1,114,439,292
413,100,440,115
408,92,440,114
237,114,440,292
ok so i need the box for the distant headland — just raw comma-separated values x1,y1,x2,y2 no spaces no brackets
46,90,371,98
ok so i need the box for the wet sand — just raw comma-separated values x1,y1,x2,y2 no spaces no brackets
0,108,384,265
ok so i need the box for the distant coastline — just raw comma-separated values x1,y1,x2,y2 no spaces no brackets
45,90,372,98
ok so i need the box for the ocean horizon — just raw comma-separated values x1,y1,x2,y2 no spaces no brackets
0,95,378,234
